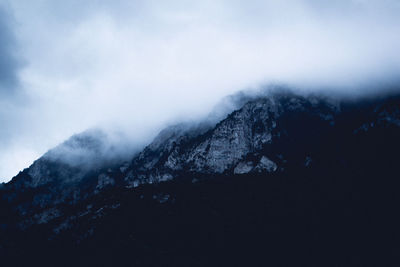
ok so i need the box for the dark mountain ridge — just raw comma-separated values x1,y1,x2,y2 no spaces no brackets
1,90,400,266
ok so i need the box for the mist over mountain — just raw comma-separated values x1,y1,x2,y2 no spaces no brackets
1,1,400,266
1,0,400,180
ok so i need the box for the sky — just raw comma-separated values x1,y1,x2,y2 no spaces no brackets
1,0,400,182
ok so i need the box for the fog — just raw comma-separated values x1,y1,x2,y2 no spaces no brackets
1,0,400,181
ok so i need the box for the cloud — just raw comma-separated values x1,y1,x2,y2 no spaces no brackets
0,4,20,95
1,0,400,181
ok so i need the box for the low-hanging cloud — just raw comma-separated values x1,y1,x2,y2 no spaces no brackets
1,0,400,181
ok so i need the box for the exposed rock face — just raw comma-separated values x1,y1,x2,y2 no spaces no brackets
184,99,274,173
124,98,279,185
123,93,340,186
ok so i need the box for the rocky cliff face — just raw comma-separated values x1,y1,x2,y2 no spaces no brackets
123,94,340,187
1,90,400,266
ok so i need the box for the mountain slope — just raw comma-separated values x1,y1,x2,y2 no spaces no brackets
1,90,400,266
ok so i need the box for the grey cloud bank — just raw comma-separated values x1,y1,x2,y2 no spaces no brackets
0,5,20,94
1,0,400,181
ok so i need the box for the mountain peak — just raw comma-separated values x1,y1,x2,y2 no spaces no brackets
1,90,400,266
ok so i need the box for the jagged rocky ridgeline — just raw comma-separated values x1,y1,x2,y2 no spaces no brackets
1,90,400,266
2,91,340,207
1,90,400,226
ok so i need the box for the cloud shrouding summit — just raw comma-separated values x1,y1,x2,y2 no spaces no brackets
1,0,400,181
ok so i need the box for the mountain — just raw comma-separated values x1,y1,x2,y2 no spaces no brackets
1,90,400,266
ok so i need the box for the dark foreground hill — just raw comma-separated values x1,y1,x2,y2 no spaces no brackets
1,90,400,266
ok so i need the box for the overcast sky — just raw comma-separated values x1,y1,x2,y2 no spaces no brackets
1,0,400,182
